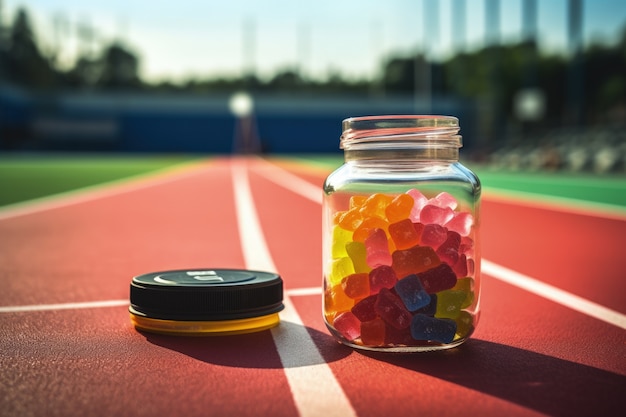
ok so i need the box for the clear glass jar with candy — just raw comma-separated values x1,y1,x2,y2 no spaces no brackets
322,115,481,352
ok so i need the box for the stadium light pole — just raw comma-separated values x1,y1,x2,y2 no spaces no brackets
296,20,310,84
566,0,584,127
513,0,546,136
451,0,466,101
242,16,257,89
484,0,501,146
415,0,438,114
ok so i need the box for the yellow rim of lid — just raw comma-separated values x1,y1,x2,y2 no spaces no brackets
129,311,280,336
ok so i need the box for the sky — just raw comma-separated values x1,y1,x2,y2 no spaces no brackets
2,0,626,83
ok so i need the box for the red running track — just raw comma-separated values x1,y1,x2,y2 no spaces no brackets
0,157,624,417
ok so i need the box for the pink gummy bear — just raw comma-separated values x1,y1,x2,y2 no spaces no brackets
406,189,428,222
365,228,392,268
445,212,473,236
420,204,455,225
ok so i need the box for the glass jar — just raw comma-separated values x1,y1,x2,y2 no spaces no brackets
322,115,481,352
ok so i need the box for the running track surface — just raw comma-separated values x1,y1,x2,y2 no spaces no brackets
1,156,624,417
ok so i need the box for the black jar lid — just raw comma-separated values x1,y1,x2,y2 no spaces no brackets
129,269,284,321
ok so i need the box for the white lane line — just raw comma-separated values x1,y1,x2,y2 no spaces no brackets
0,161,207,221
251,158,323,204
482,260,626,330
0,299,128,313
286,287,323,297
231,159,356,417
259,159,626,330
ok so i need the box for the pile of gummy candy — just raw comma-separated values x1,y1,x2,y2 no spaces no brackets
324,189,477,347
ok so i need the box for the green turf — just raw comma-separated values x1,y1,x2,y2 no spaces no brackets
472,168,626,207
0,155,200,207
1,154,625,210
292,155,626,208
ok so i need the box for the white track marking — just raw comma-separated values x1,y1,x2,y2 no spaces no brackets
482,260,626,330
286,287,323,297
259,158,626,330
0,161,207,221
251,158,323,204
0,299,128,313
231,160,356,417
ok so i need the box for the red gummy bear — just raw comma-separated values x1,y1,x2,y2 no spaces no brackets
391,245,441,278
374,288,412,330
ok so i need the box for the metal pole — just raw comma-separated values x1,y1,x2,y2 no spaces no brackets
567,0,584,126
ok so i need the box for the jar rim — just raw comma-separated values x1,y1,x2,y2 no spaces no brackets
340,115,460,150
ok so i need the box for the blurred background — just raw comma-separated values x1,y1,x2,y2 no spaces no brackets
0,0,625,173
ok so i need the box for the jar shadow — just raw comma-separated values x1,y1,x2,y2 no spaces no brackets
141,320,351,369
355,338,624,416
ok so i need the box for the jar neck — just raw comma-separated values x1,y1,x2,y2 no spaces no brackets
344,147,459,163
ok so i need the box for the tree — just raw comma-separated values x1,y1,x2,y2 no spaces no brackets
5,8,56,88
96,43,142,90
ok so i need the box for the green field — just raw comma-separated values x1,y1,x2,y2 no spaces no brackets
0,155,199,207
293,155,626,209
1,154,625,211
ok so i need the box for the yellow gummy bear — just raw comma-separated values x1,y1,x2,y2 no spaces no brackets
327,257,355,286
331,225,353,259
345,241,371,274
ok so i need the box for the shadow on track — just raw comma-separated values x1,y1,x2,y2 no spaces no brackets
141,321,351,369
356,338,625,417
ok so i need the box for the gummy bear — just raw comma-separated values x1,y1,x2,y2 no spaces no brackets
417,263,457,293
391,245,441,278
353,216,389,243
394,274,431,312
410,314,457,344
346,241,371,274
325,283,354,315
459,236,474,256
451,277,475,308
351,294,378,322
342,273,370,299
434,289,467,319
385,194,414,223
360,193,393,219
414,293,438,316
419,224,448,249
350,195,368,209
360,318,386,346
436,231,462,266
334,311,361,341
406,189,428,222
388,219,421,250
431,192,458,210
369,265,398,294
331,225,353,259
445,212,473,236
328,257,355,286
337,207,363,231
454,310,474,339
453,254,469,278
420,204,454,225
374,288,413,330
384,322,414,345
365,228,392,268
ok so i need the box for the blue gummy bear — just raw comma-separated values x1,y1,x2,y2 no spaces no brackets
415,293,437,316
410,314,457,344
394,274,431,312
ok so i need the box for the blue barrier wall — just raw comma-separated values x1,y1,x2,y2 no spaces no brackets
0,88,477,153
